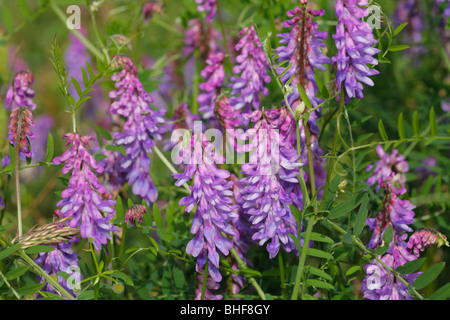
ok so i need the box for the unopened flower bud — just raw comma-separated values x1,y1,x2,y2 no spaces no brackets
125,205,149,227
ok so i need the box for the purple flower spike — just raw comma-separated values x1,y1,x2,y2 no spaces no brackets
198,51,226,119
239,108,304,259
276,5,331,133
184,19,221,59
53,133,117,250
229,26,271,113
195,0,217,22
5,70,36,110
34,237,82,298
366,145,409,192
332,0,380,103
173,132,237,283
109,55,167,203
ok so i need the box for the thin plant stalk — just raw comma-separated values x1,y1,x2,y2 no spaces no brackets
14,107,23,237
201,258,208,300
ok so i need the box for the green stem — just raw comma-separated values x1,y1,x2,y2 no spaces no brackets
319,90,345,210
0,235,75,300
324,219,424,300
117,224,127,267
201,258,208,300
230,248,266,300
89,6,111,64
89,243,101,299
278,253,287,300
14,107,23,237
50,1,104,62
0,270,21,299
153,145,190,193
216,0,232,68
291,214,315,300
192,49,200,114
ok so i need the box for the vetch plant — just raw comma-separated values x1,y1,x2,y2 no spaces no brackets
0,0,449,303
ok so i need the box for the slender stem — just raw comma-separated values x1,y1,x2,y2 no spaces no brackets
216,0,232,68
304,123,316,197
278,253,287,300
319,90,345,210
117,224,127,267
90,243,101,299
201,258,208,300
0,270,21,299
153,145,190,193
230,248,266,300
325,218,425,300
50,1,104,62
89,7,111,64
192,49,200,114
0,235,76,300
291,214,315,300
14,107,23,237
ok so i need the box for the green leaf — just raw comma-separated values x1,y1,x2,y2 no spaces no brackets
389,44,410,52
429,282,450,300
307,248,334,260
398,113,405,140
152,202,165,230
393,22,409,36
240,268,262,278
314,74,329,99
116,195,124,220
172,266,186,289
413,262,446,290
429,107,437,137
109,272,134,287
45,133,54,162
25,245,55,255
308,266,332,281
0,244,22,261
17,283,45,296
323,175,341,210
95,125,112,141
2,7,14,33
396,257,426,275
306,279,334,290
354,194,369,236
18,0,31,20
382,224,393,246
297,84,312,110
0,225,12,237
378,119,389,141
345,266,362,277
300,232,334,244
77,290,95,300
5,266,29,280
328,193,365,219
70,76,83,98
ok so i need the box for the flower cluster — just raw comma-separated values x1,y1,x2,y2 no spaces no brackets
34,236,82,298
184,18,221,59
5,70,36,110
366,145,409,192
53,133,117,250
198,51,226,119
195,0,217,22
125,204,149,227
173,132,237,282
8,107,36,158
332,0,380,103
229,26,271,113
108,55,167,203
276,5,330,130
239,108,303,259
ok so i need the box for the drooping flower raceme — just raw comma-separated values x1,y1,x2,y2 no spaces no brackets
173,132,237,282
276,5,331,134
332,0,380,103
184,18,221,59
229,26,271,113
108,55,167,203
198,51,226,120
366,145,409,192
239,108,304,259
53,133,117,250
34,237,82,298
